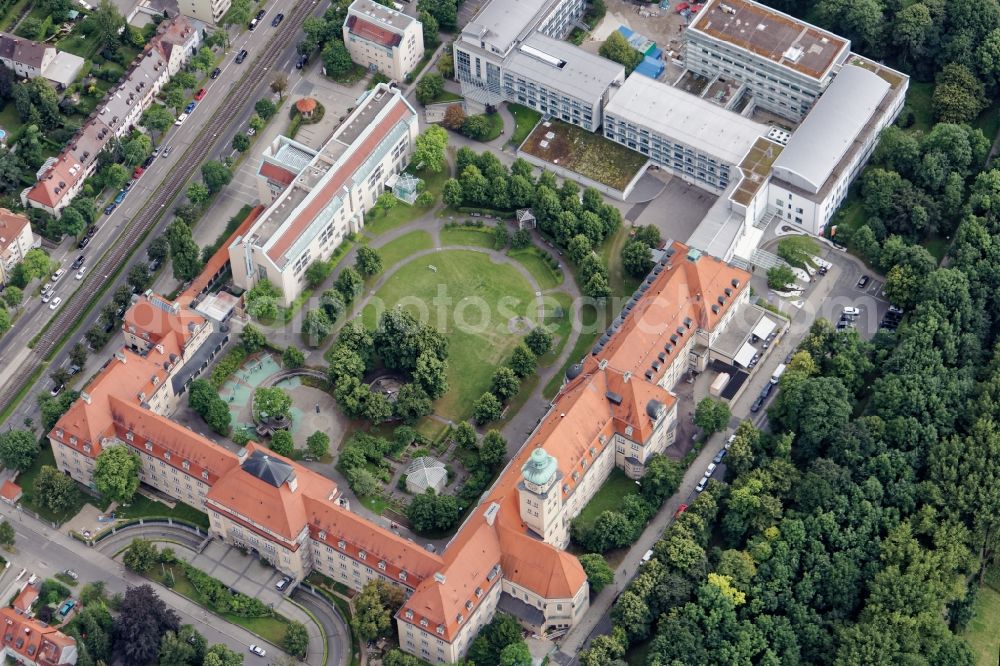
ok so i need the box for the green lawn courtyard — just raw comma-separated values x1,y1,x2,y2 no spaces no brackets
507,103,543,148
361,250,539,420
508,247,563,291
376,230,434,269
572,468,640,532
440,225,495,248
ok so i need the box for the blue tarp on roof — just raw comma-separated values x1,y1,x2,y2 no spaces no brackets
635,56,665,79
617,25,634,38
648,46,663,60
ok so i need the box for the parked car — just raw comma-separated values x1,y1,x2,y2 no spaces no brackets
67,365,80,376
49,296,62,310
750,396,764,412
114,191,126,204
249,645,266,657
857,275,870,288
64,569,78,580
695,476,708,492
133,166,145,178
235,49,249,64
75,267,87,280
843,306,860,316
725,433,736,449
674,503,688,518
71,256,85,270
162,146,172,158
185,101,196,114
704,462,717,478
641,549,654,563
247,127,256,136
174,113,189,126
210,67,221,79
296,54,308,69
50,383,64,397
712,449,728,464
275,576,291,591
759,382,773,399
271,12,284,26
51,269,65,283
77,236,90,249
86,225,97,237
255,8,266,20
888,304,904,314
104,203,116,216
194,88,206,101
123,179,135,192
143,155,155,168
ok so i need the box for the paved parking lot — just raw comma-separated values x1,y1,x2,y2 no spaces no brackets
626,176,718,241
757,236,890,340
185,539,289,609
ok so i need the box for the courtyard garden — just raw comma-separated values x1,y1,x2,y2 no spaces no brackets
520,119,648,191
360,249,540,421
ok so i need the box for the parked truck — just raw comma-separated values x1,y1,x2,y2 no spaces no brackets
770,363,787,384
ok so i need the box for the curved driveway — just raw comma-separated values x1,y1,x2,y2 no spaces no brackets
95,522,351,666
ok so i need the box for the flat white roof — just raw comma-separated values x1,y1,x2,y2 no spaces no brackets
751,317,775,339
771,65,890,193
463,0,549,54
605,74,769,165
734,341,756,367
506,33,624,103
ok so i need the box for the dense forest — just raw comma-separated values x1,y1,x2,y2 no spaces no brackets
578,0,1000,663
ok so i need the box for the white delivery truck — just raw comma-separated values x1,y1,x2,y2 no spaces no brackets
770,363,786,384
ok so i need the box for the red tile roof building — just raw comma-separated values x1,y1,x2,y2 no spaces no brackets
50,243,749,663
0,607,77,666
343,0,424,81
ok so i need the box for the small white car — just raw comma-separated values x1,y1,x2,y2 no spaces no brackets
51,269,65,283
41,292,52,303
641,549,654,563
695,477,708,493
704,462,717,478
725,433,736,450
75,267,87,280
249,645,266,657
49,296,62,310
843,306,861,316
175,113,189,126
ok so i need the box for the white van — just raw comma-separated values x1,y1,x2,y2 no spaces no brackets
641,549,654,563
174,113,189,126
770,363,786,384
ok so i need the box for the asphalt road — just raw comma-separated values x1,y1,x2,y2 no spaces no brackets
0,503,271,659
0,0,329,430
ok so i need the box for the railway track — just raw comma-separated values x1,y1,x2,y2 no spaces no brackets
0,1,316,417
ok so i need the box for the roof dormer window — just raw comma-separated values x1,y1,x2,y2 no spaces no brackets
405,609,413,620
338,540,346,549
318,530,327,541
359,550,366,560
436,625,444,635
126,431,134,441
378,560,386,570
399,571,407,581
419,618,428,627
145,442,153,451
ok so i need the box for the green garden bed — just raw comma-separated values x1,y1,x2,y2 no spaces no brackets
116,495,210,530
149,564,290,645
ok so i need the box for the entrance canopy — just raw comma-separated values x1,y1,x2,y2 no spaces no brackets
751,317,776,340
734,342,757,367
